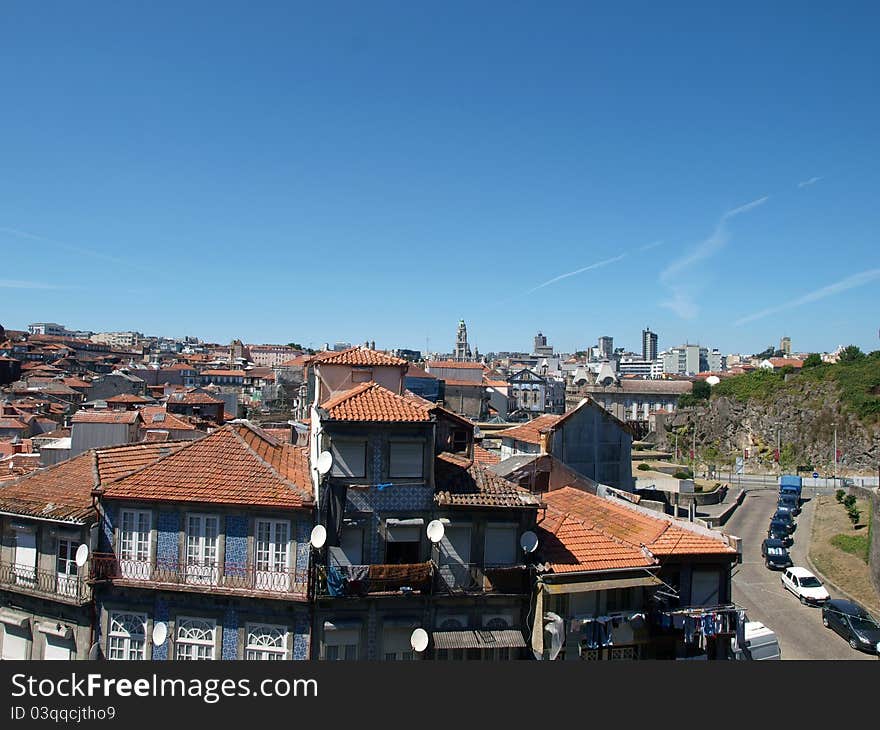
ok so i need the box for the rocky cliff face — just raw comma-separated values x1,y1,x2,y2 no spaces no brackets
656,380,880,473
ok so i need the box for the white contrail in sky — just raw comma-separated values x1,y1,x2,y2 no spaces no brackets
734,268,880,326
660,196,768,284
798,176,822,188
0,226,142,269
526,254,627,294
0,279,63,290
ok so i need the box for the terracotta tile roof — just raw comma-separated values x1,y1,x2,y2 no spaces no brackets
138,406,197,431
767,358,804,369
434,452,542,509
142,430,171,442
405,364,437,379
166,390,224,405
262,428,292,443
99,423,313,509
72,410,140,425
320,382,433,422
538,506,656,573
541,488,735,566
279,355,311,367
473,444,501,466
494,414,561,444
0,418,30,430
105,393,151,403
311,347,408,367
0,441,189,523
426,361,488,370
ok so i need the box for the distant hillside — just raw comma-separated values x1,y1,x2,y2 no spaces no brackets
657,350,880,473
712,350,880,423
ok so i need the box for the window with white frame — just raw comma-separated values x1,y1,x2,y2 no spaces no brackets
56,538,80,598
330,440,367,478
245,624,288,660
255,519,290,591
107,612,147,661
389,441,424,478
185,514,220,585
119,509,152,579
175,617,217,660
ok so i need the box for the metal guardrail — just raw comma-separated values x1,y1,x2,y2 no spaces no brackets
0,561,92,603
91,554,308,598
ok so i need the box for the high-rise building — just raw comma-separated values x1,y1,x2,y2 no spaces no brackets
598,336,614,361
532,331,553,358
661,344,701,375
454,319,471,361
780,336,791,356
642,327,658,361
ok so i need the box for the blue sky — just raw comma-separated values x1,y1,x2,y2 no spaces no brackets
2,2,878,356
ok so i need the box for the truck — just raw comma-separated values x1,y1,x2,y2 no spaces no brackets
732,621,781,660
779,474,803,500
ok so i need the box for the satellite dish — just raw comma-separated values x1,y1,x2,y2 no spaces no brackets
310,524,327,549
74,544,90,568
410,628,429,653
88,642,100,661
706,375,720,386
316,451,334,476
426,520,445,544
520,531,539,553
152,621,168,647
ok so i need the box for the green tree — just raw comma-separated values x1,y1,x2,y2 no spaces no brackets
802,353,822,368
691,380,711,400
839,345,865,363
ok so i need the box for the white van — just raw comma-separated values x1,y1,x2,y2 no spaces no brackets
732,621,781,660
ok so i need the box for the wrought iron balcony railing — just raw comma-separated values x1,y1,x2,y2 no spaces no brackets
91,554,308,600
0,560,92,604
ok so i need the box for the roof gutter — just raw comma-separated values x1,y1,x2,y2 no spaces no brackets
0,508,90,527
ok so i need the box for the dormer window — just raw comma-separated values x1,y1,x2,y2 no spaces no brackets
451,429,469,453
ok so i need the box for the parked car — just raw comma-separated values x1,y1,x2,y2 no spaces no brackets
772,510,796,531
767,521,793,546
781,567,830,605
761,538,792,569
732,621,781,660
822,599,880,654
779,475,802,500
775,501,796,518
777,493,800,515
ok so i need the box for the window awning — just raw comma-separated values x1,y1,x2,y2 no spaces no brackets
541,574,661,595
0,608,29,628
432,629,526,650
35,621,73,640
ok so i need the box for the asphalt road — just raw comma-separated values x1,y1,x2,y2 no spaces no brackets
723,487,875,660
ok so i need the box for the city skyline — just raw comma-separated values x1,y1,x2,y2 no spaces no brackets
2,3,879,353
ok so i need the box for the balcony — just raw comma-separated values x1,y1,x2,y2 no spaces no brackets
91,554,308,601
315,561,528,598
0,561,92,605
435,563,529,595
316,562,433,598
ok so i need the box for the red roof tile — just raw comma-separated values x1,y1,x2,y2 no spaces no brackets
138,406,197,431
473,444,501,466
311,347,408,367
99,423,313,509
320,382,433,422
0,441,189,523
72,410,140,425
434,452,542,509
494,414,561,445
540,487,736,570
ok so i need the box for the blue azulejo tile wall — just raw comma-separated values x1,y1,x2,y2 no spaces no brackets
156,512,179,565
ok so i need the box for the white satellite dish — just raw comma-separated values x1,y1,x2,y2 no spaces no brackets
316,451,334,475
310,524,327,549
410,628,429,653
706,375,720,386
152,621,168,647
520,531,539,553
426,520,445,544
88,642,100,661
74,544,90,568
